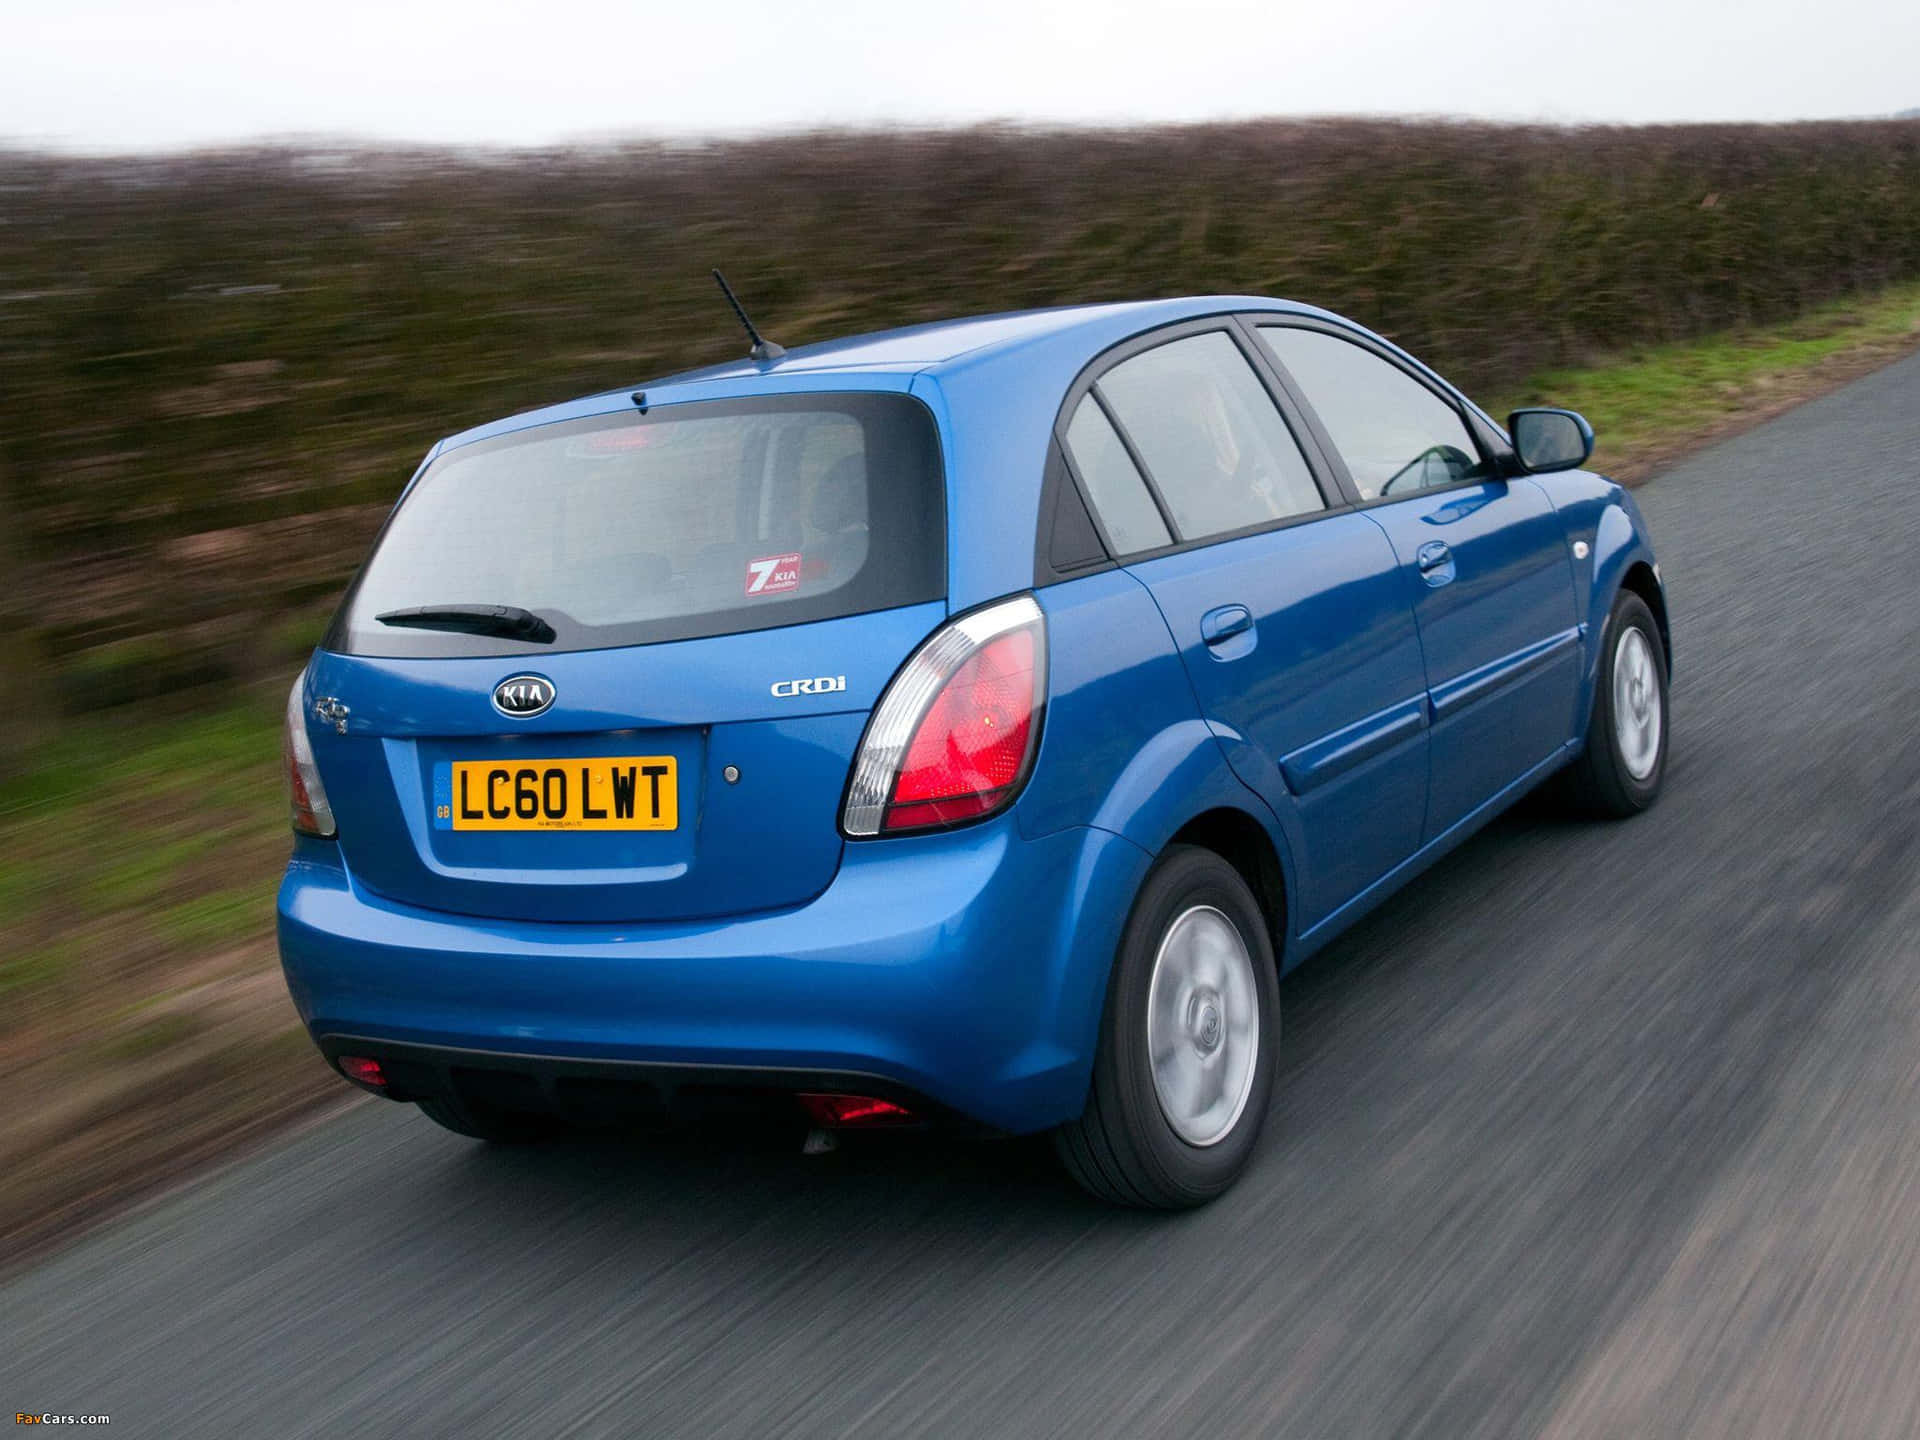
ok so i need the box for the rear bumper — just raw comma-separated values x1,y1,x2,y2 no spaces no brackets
276,816,1151,1133
316,1034,965,1132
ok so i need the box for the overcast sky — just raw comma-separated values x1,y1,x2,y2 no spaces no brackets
5,0,1914,152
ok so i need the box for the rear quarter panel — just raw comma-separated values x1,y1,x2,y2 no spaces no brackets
1019,569,1302,953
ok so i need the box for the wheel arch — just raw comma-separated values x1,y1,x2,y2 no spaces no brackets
1165,806,1291,974
1580,495,1670,721
1619,559,1670,669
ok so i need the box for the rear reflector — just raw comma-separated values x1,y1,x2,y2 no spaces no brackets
337,1055,386,1088
842,595,1046,836
797,1093,918,1128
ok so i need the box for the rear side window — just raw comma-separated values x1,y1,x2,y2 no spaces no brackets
1095,331,1325,542
1063,396,1171,555
1256,326,1486,500
331,394,945,658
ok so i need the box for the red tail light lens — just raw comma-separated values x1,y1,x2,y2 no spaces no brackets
886,630,1036,830
842,596,1046,837
284,677,337,838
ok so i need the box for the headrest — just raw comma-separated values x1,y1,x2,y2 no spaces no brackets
810,455,866,534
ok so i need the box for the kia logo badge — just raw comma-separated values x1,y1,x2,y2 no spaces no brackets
492,674,555,717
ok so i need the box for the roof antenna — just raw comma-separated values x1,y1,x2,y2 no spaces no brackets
711,268,785,362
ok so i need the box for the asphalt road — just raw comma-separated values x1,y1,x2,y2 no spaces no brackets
9,353,1920,1438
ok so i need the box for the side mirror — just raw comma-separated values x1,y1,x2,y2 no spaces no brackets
1508,408,1594,474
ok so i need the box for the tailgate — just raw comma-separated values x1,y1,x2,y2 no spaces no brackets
304,602,941,923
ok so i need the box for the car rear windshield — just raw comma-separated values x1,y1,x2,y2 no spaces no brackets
329,393,946,658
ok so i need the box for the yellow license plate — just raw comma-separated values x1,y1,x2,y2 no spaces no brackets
435,757,678,831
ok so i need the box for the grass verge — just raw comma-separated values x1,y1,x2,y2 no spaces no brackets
1498,279,1920,482
3,281,1918,1268
0,683,345,1267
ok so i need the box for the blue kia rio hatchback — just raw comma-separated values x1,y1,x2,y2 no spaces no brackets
278,295,1670,1207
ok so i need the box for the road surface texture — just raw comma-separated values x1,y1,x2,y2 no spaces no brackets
8,352,1920,1438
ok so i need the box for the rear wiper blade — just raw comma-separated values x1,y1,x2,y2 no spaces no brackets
375,604,557,644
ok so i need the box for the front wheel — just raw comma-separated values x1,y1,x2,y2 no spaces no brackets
1565,589,1669,817
1054,845,1278,1209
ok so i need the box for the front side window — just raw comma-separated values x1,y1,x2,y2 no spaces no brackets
1095,331,1325,543
331,393,944,657
1256,326,1486,501
1062,395,1172,555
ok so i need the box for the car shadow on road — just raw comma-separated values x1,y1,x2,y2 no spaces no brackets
417,1112,1125,1254
356,790,1612,1288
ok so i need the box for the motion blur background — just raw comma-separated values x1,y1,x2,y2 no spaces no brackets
2,0,1917,1263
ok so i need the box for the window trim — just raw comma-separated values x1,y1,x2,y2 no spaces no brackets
1042,316,1350,571
1030,438,1117,585
1237,314,1502,512
1083,386,1182,545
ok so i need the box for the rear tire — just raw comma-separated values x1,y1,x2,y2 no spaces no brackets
1565,590,1669,818
417,1093,563,1144
1054,845,1278,1209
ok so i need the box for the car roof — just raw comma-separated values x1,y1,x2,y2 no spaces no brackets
428,294,1366,610
437,296,1340,452
655,303,1153,378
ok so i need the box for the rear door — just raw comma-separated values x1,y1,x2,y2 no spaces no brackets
1252,322,1580,840
1059,324,1430,929
306,390,946,924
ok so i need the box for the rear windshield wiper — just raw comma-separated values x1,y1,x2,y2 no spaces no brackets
375,604,557,644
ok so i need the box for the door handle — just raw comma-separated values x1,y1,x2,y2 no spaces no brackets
1200,604,1255,647
1415,541,1456,586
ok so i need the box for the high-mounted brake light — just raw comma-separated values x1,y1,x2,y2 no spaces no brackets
842,595,1046,837
284,676,337,838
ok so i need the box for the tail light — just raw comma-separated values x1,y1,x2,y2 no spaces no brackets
284,676,337,838
842,595,1046,837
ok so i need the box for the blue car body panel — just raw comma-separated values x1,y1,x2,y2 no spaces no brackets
1524,471,1667,732
1123,511,1431,931
304,602,945,924
1359,476,1581,842
280,816,1151,1132
278,294,1666,1132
